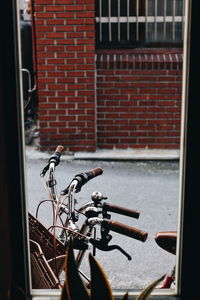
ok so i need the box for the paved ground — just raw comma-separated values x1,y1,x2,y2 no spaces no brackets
25,146,179,291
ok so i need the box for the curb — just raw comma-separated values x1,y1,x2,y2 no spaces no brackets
25,146,180,161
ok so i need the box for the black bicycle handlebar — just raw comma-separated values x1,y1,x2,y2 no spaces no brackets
102,219,148,242
61,167,103,195
40,145,64,177
102,203,140,219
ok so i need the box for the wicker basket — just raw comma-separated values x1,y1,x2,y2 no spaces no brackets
29,212,67,288
30,239,62,289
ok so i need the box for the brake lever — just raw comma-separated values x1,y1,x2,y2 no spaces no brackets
89,237,132,260
40,163,49,177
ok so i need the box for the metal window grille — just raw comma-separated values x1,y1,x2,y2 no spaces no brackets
95,0,184,48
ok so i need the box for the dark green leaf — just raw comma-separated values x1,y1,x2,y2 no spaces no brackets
121,292,129,300
60,282,69,300
136,274,166,300
64,239,90,300
89,253,114,300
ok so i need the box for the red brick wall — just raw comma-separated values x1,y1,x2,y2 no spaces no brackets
33,1,183,152
96,49,183,150
34,0,96,152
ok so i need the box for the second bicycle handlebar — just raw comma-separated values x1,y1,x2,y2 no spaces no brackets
102,203,140,219
102,219,148,242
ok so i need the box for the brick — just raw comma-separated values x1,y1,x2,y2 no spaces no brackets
39,78,55,83
57,65,76,71
55,12,75,18
36,26,53,32
36,12,54,18
47,58,65,64
46,32,64,38
35,33,45,39
76,25,94,32
85,3,95,8
39,91,55,97
56,0,74,3
37,52,54,58
57,38,74,44
48,84,65,90
66,45,84,51
76,0,94,4
40,128,57,133
86,45,95,51
67,19,85,25
49,121,67,127
67,32,85,38
68,71,85,77
48,71,65,77
57,52,75,58
46,6,65,12
36,39,54,45
57,78,75,84
59,116,76,121
76,12,94,18
49,109,66,115
58,91,75,96
36,0,53,4
48,97,66,102
37,65,55,71
46,20,65,26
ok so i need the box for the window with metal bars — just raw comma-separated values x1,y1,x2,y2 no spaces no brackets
95,0,184,48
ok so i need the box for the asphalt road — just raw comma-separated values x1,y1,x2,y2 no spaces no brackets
26,157,179,291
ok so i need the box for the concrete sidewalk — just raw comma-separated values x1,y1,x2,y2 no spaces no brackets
25,145,179,161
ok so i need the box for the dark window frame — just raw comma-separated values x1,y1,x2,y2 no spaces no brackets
0,0,198,299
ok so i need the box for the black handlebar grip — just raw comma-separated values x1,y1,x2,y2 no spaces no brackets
103,203,140,219
61,167,103,195
102,220,148,242
75,167,103,191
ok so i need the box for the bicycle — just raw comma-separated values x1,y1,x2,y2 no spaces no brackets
154,231,176,288
29,145,148,289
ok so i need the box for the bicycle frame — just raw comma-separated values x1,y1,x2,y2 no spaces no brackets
30,145,148,288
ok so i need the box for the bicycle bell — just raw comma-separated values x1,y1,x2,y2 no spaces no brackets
91,191,107,204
